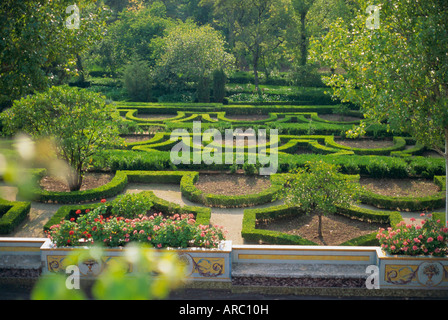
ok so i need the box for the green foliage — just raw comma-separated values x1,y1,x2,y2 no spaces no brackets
31,244,186,300
153,21,235,92
0,0,110,103
378,214,448,256
0,199,31,234
1,86,124,191
122,59,153,102
212,69,227,103
279,160,360,237
46,203,225,249
86,2,173,74
241,203,401,246
111,193,154,219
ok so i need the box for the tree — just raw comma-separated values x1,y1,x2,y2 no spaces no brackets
279,161,360,241
1,86,123,191
205,0,291,93
122,59,153,102
152,21,235,95
309,0,448,225
0,0,110,106
86,1,173,75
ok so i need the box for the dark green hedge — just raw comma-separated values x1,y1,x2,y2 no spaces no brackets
180,172,283,208
241,204,403,246
0,199,31,234
29,171,129,204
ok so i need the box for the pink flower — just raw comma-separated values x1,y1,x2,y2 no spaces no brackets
427,237,434,243
391,246,396,251
412,246,418,251
437,235,444,241
157,244,162,248
410,218,416,222
101,199,107,203
420,213,425,217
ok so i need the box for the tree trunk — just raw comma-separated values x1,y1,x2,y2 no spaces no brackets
300,12,307,66
67,169,83,192
318,213,323,238
253,45,262,95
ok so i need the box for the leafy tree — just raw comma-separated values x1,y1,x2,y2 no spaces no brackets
0,0,110,106
279,161,360,240
1,86,124,191
310,0,448,224
86,1,173,75
152,21,235,94
205,0,292,93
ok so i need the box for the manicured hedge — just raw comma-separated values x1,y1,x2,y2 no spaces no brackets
0,198,31,234
359,190,446,212
43,190,211,232
31,170,196,204
180,172,283,208
324,136,407,156
29,171,129,204
241,203,403,246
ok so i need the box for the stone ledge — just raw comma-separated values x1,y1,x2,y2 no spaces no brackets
232,263,368,279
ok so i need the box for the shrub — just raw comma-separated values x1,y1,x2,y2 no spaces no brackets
212,69,227,103
122,59,152,102
110,193,154,219
377,214,448,256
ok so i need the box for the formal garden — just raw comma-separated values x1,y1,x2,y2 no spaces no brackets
0,0,447,298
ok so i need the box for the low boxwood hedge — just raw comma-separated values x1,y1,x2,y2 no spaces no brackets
241,204,403,246
30,170,196,204
0,198,31,234
180,172,283,208
29,171,129,204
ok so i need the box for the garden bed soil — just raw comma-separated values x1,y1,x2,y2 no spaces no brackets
122,134,154,143
40,173,114,192
335,138,394,149
224,115,270,121
318,114,363,122
135,114,175,120
194,174,272,196
359,178,441,197
257,213,388,246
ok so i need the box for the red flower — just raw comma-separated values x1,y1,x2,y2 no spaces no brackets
101,199,107,203
75,210,81,214
85,209,90,213
70,218,75,222
69,231,74,235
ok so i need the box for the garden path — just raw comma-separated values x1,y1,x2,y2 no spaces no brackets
1,182,444,244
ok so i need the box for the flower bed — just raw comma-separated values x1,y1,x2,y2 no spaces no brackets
46,200,226,249
377,213,448,256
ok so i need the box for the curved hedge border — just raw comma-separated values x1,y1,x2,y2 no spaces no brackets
0,198,31,234
29,171,129,204
29,170,193,204
241,203,403,246
324,136,407,156
359,175,446,211
180,172,284,208
43,190,211,232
